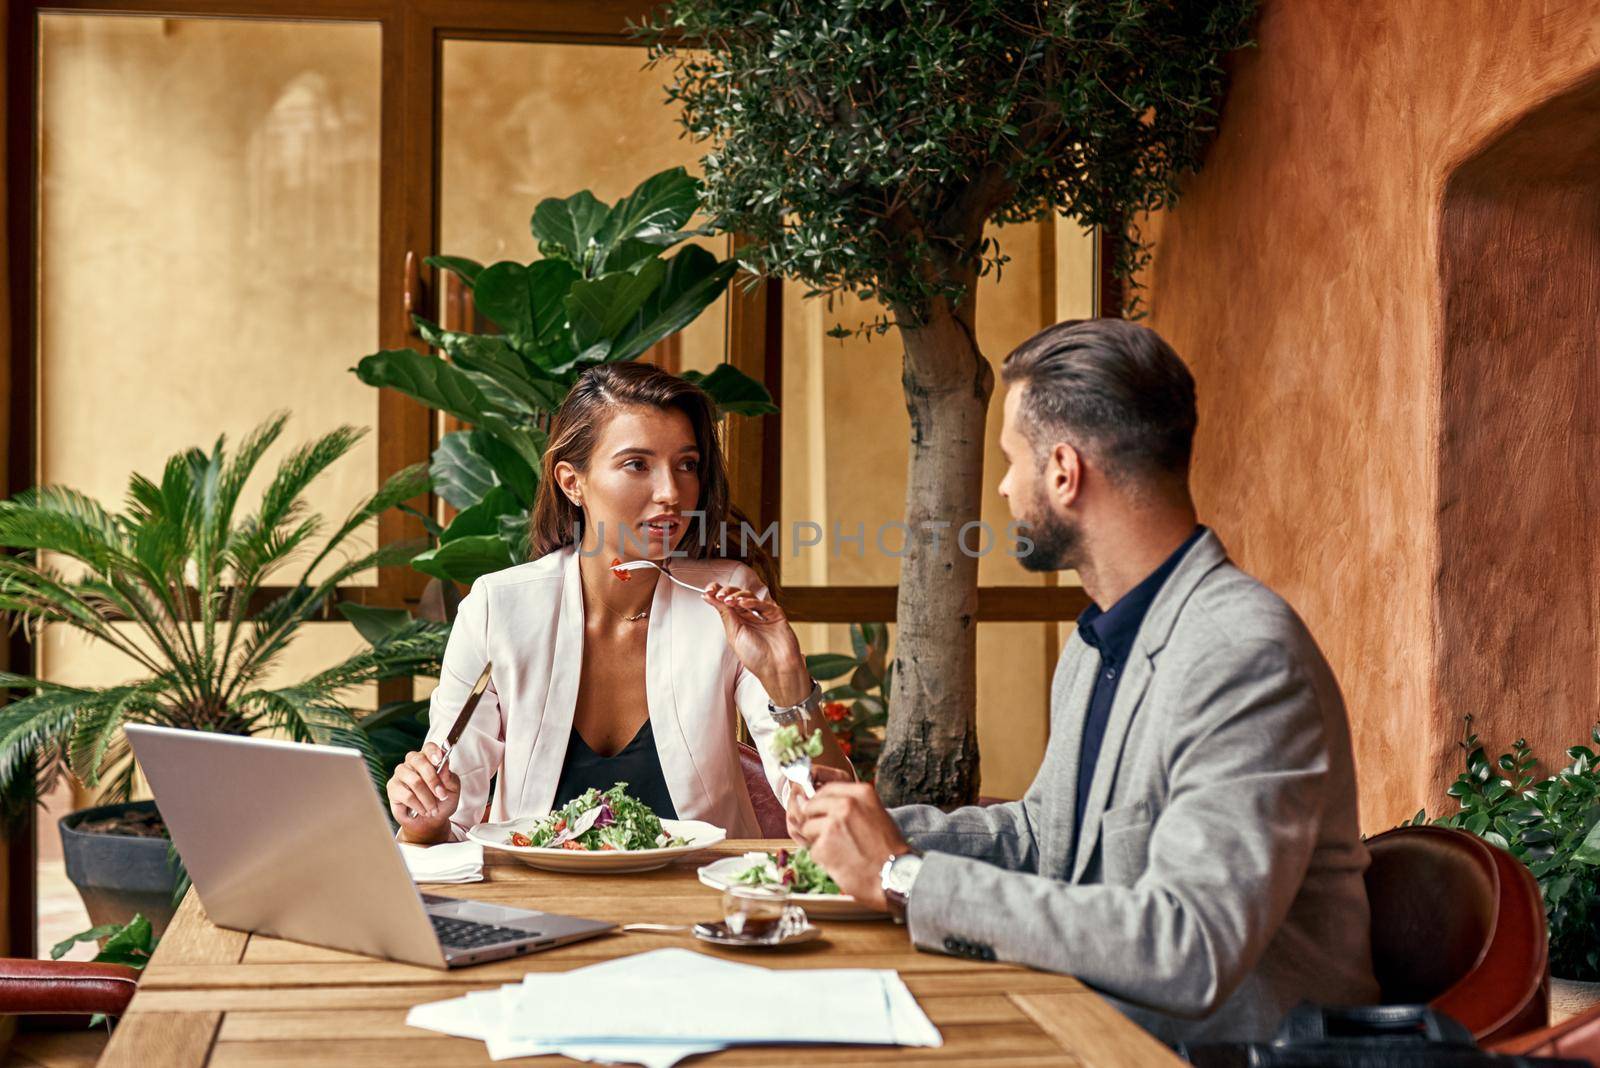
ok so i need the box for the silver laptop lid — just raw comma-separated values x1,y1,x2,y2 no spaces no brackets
125,724,446,968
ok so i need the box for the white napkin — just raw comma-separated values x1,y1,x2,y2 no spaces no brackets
405,947,942,1066
399,840,484,884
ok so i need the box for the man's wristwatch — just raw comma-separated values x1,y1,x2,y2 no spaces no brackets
880,850,923,923
767,679,822,723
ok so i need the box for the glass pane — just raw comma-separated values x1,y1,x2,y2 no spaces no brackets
35,13,382,956
38,15,382,582
439,40,727,376
793,621,1053,801
780,220,1097,587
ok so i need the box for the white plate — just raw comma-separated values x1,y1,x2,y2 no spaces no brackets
468,818,727,873
697,853,884,919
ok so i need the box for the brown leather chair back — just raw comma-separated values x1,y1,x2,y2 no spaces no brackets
1365,825,1548,1043
0,958,139,1016
739,741,789,838
1491,999,1600,1060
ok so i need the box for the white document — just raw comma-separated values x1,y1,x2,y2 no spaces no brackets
405,947,942,1066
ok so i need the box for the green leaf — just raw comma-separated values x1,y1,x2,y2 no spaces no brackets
352,349,542,471
531,190,610,267
805,653,860,681
336,603,416,646
410,535,516,585
50,923,124,961
566,258,668,352
594,167,700,271
440,486,523,544
424,255,485,288
1574,816,1600,865
609,246,736,363
681,363,778,417
96,913,154,966
432,431,519,511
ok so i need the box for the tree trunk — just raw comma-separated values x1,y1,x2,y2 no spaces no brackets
875,287,994,808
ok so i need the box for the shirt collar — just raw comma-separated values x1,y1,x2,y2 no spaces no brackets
1077,525,1207,667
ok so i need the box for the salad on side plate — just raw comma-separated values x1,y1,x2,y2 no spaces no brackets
506,783,687,852
733,846,841,895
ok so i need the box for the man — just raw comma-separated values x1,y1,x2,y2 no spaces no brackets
791,319,1379,1044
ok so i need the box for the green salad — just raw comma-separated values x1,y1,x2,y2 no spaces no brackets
507,783,687,851
771,723,823,765
733,847,841,895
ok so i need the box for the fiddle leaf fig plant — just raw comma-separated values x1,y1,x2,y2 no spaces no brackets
354,167,777,587
1408,717,1600,981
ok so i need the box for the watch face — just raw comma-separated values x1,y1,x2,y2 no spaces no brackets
887,853,923,895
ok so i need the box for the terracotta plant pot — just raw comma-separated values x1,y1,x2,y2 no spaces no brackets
1551,976,1600,1024
58,800,180,937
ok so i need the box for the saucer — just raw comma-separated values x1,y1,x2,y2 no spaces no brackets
691,919,821,948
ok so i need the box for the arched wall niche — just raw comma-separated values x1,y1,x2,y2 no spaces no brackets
1437,75,1600,771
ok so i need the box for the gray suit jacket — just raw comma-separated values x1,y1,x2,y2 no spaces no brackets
892,531,1379,1044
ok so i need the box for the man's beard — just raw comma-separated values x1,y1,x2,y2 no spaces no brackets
1017,488,1082,573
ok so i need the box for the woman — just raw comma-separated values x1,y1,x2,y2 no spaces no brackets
387,362,852,844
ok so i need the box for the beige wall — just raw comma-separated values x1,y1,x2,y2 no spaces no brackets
38,16,382,587
1138,0,1600,828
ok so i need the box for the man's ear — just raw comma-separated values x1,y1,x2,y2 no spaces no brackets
1048,443,1083,509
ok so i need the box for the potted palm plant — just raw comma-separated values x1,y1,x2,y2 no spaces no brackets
0,414,446,934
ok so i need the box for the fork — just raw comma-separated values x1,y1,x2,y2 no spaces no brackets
776,740,817,800
610,559,769,619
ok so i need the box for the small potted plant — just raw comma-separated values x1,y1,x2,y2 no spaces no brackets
1409,718,1600,1016
806,623,892,780
0,414,446,934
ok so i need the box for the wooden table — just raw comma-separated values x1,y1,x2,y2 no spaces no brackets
97,841,1181,1067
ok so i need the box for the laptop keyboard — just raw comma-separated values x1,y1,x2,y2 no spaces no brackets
431,914,536,950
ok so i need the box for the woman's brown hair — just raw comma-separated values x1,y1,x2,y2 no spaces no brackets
528,362,778,591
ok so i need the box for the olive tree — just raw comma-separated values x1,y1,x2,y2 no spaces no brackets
651,0,1255,806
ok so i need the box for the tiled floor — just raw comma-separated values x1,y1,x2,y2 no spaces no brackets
36,859,95,963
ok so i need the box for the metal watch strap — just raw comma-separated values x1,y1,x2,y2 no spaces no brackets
767,679,822,721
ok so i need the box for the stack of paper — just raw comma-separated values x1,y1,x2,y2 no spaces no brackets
399,840,484,884
406,947,942,1066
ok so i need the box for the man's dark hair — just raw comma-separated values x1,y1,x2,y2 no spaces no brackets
1001,318,1197,486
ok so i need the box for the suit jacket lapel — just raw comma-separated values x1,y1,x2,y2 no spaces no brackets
519,547,584,814
1068,650,1155,883
1067,530,1230,884
1047,638,1098,875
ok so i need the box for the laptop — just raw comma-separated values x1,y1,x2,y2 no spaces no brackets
125,724,614,968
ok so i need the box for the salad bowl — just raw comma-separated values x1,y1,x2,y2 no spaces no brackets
470,817,727,873
697,852,884,919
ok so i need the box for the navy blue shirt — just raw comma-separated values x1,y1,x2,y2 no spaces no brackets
1072,526,1207,839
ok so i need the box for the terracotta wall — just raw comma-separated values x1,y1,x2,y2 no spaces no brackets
1139,0,1600,828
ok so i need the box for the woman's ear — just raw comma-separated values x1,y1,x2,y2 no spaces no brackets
553,460,582,507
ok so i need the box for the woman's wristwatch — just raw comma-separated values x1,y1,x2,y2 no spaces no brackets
880,850,923,923
767,679,822,723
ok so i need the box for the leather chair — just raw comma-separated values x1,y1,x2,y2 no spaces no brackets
1364,825,1548,1044
1491,1000,1600,1061
738,741,790,837
0,958,139,1017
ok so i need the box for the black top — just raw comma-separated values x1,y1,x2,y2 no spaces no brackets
552,719,678,820
1072,526,1207,840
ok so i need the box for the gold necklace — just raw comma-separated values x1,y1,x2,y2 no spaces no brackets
581,572,650,623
